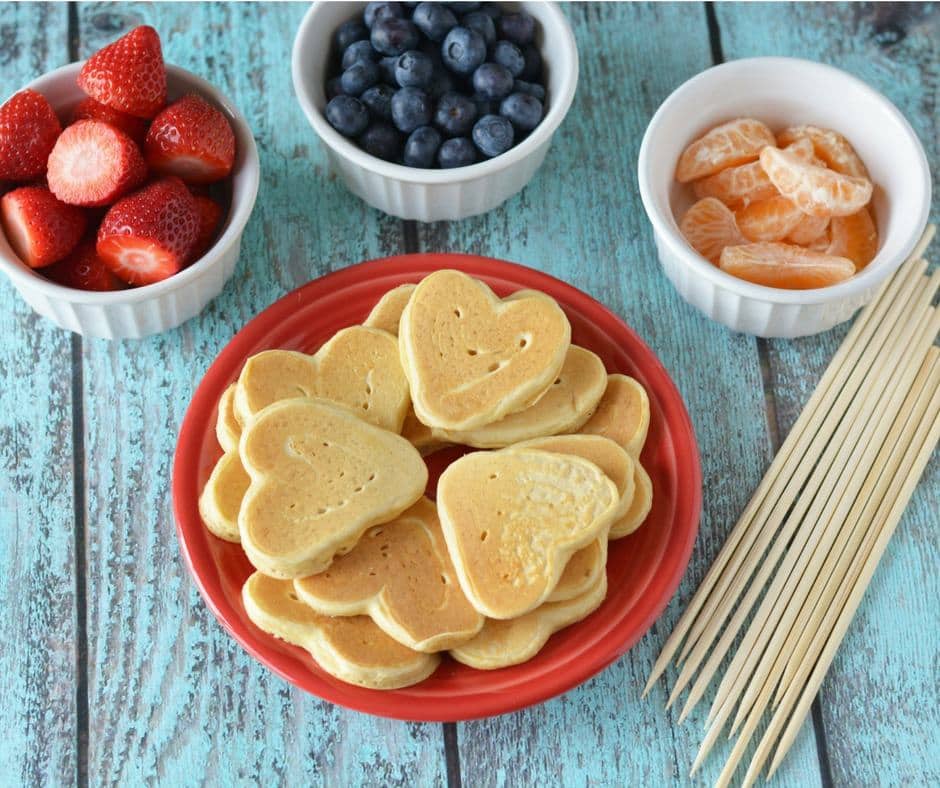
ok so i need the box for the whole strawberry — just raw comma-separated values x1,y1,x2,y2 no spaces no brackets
1,185,87,268
145,94,235,184
190,195,224,262
78,25,166,119
70,97,149,146
97,177,199,285
47,120,147,207
0,89,62,181
44,238,125,291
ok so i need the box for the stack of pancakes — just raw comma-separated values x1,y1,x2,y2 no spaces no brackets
200,270,652,689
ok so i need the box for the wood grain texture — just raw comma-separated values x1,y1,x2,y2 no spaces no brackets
419,3,822,785
716,2,939,784
75,4,443,785
0,4,78,786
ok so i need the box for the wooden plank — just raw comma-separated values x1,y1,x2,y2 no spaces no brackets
0,4,78,785
419,3,823,785
715,1,940,784
75,4,445,785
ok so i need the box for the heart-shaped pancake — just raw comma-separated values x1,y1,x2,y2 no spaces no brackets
216,383,241,452
199,451,250,543
234,326,410,433
432,345,607,448
515,434,636,537
294,497,484,652
579,374,650,457
399,270,571,430
547,535,607,603
238,398,428,578
243,572,439,689
437,447,619,619
363,283,415,335
450,571,608,669
402,406,450,455
610,460,653,539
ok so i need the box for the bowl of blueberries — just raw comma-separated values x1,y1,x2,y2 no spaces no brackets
292,1,578,221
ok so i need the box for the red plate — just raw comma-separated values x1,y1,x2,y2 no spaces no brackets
173,253,701,721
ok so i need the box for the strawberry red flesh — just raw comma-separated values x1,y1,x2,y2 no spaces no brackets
0,89,62,181
78,25,166,119
1,185,87,268
97,176,199,285
145,94,236,184
47,120,147,207
70,97,149,146
43,238,125,291
190,195,224,262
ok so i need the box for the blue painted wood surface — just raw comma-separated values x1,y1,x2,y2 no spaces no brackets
0,2,936,786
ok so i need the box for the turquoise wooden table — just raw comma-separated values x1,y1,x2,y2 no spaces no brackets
1,2,937,785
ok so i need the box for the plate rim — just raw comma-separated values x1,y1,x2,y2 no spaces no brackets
172,252,702,721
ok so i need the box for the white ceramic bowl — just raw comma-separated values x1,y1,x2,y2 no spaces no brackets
638,57,931,338
0,63,260,340
292,1,578,222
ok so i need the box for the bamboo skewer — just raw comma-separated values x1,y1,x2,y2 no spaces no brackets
668,262,935,713
644,225,938,784
657,256,928,679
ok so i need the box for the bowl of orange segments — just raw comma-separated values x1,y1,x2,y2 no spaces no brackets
638,57,930,338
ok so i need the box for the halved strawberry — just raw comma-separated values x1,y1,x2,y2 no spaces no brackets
0,89,62,181
78,25,166,119
97,177,199,285
47,120,147,207
43,238,125,291
70,97,149,146
0,185,87,268
145,94,235,184
190,195,223,262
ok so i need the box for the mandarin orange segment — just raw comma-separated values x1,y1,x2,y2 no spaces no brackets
675,118,775,183
679,197,747,264
777,125,869,178
759,146,873,218
736,195,805,242
719,242,856,290
692,137,814,208
787,212,830,245
827,207,878,269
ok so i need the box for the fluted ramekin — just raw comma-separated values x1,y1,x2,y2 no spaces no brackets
292,1,578,222
638,57,931,338
0,63,260,340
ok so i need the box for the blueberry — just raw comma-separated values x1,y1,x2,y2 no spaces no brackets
391,86,432,132
448,2,480,13
472,95,497,117
364,2,402,27
499,92,542,132
378,55,400,85
499,12,535,45
472,114,514,158
520,43,542,81
478,4,501,20
395,50,434,88
425,66,454,99
358,121,403,161
341,59,380,96
342,40,378,70
371,17,420,56
326,76,345,100
412,2,458,42
513,79,545,101
472,62,513,100
335,19,369,52
404,125,443,167
441,26,487,76
434,91,477,136
438,137,477,168
360,83,395,120
461,11,496,47
325,95,370,137
492,40,525,77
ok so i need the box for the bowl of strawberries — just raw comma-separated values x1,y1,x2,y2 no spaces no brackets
0,26,260,339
